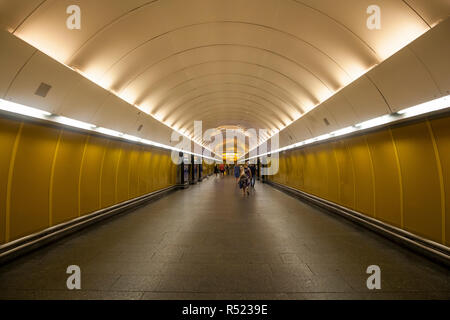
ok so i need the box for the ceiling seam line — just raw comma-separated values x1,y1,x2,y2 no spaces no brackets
401,0,432,28
119,43,335,94
136,63,315,107
67,0,160,64
3,49,37,99
174,98,286,129
159,90,293,123
148,72,304,110
135,59,319,107
184,115,275,135
364,74,393,114
74,20,350,78
290,0,381,60
176,105,281,131
407,47,443,95
12,0,47,34
153,81,304,115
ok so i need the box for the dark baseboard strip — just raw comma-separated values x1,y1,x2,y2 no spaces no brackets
177,182,189,189
0,185,179,265
265,180,450,267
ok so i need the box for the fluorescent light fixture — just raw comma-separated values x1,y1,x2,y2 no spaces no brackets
330,126,355,137
141,139,155,146
242,95,450,161
397,95,449,117
66,67,218,160
52,115,95,131
315,133,331,142
0,98,219,161
122,133,141,142
0,99,51,119
95,127,122,138
355,114,393,130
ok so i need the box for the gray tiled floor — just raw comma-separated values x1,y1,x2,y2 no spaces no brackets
0,176,449,300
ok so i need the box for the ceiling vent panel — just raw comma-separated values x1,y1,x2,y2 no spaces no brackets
34,82,51,97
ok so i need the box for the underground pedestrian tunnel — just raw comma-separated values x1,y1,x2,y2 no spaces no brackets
0,1,449,300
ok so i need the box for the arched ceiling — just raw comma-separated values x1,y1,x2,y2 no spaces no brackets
1,0,449,154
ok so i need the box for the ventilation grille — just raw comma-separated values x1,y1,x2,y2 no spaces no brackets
35,82,52,98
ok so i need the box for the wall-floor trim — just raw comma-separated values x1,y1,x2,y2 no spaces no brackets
0,185,179,265
265,180,450,267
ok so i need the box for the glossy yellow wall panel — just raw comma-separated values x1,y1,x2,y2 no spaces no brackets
128,146,141,199
79,136,105,215
151,152,162,192
167,155,177,185
0,115,178,245
51,130,86,225
138,151,152,194
167,155,175,186
429,117,450,246
391,122,442,242
116,143,130,203
165,155,173,186
270,114,450,246
0,118,21,244
346,136,375,217
171,156,177,184
333,141,355,209
366,130,402,227
323,147,340,203
9,123,59,241
161,153,168,187
312,147,327,198
285,154,293,187
294,150,305,190
288,150,299,190
303,150,317,196
101,141,121,208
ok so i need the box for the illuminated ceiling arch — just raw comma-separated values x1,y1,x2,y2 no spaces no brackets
2,0,448,151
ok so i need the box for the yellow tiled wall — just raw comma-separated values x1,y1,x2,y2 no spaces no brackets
0,115,177,244
270,115,450,246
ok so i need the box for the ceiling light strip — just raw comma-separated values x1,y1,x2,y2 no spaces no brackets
0,98,220,161
243,95,450,161
70,67,217,156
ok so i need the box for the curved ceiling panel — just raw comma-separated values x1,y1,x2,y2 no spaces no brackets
163,90,290,127
2,0,448,151
159,82,298,122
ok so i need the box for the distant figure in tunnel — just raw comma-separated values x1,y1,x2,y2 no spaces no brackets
239,162,252,196
214,164,219,177
250,163,257,190
234,164,241,185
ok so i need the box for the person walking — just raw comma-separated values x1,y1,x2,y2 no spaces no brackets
234,164,241,185
250,163,257,190
214,164,219,177
239,162,252,196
